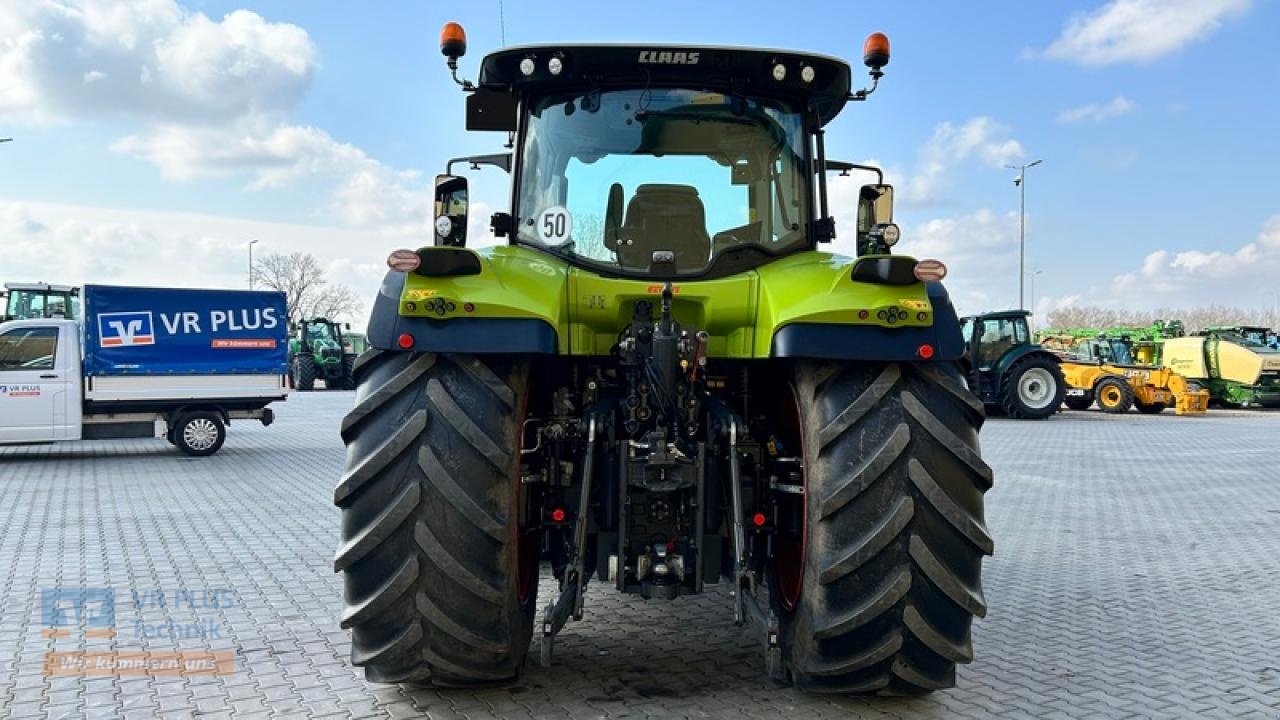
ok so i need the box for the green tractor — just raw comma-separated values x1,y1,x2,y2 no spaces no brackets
960,310,1065,419
335,26,993,696
2,282,80,321
289,318,356,391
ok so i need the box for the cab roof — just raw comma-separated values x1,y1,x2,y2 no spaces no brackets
477,44,854,126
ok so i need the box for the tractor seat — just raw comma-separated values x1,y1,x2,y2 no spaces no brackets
615,184,711,272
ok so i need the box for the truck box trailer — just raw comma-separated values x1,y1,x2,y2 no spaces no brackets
0,284,289,455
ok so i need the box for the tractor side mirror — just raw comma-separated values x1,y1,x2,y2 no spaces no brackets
434,174,469,247
856,184,897,255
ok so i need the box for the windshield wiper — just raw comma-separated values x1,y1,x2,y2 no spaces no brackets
634,110,757,126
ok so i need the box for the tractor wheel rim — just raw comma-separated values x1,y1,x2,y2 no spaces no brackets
183,419,218,451
514,390,536,604
773,386,807,611
1018,368,1055,409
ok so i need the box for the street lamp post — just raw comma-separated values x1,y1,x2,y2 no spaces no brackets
248,239,259,289
1006,159,1043,310
1029,269,1043,329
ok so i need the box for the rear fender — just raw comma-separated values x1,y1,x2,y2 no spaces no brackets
997,346,1058,382
366,246,566,354
767,276,966,363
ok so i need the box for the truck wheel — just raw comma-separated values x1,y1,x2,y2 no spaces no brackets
339,355,356,390
293,354,317,391
173,412,226,457
775,362,993,695
1134,399,1166,414
999,356,1064,420
1063,393,1094,411
334,349,537,686
1095,377,1134,414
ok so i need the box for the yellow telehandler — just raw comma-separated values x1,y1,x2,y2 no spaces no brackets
1055,337,1209,415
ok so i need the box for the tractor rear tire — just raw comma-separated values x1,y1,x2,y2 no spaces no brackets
1063,393,1094,411
1095,377,1134,414
339,355,357,390
293,354,317,392
1135,400,1165,414
776,362,993,695
334,349,538,686
999,356,1064,420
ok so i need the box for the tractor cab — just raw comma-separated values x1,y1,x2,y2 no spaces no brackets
1072,336,1136,366
2,283,79,322
1203,325,1274,348
960,310,1064,419
428,34,904,277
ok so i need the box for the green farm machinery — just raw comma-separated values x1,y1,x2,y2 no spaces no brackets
289,318,356,391
332,25,993,695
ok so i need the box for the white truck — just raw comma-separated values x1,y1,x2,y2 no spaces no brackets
0,285,289,456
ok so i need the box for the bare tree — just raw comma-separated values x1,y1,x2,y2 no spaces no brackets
252,251,364,326
1045,304,1280,333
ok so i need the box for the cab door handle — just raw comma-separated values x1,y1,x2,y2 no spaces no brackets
40,374,58,379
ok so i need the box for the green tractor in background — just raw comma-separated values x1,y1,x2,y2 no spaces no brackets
334,26,993,696
960,310,1065,419
288,318,356,391
2,282,80,321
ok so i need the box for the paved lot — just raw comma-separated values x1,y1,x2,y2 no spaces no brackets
2,392,1279,719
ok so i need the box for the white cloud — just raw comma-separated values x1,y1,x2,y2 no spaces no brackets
0,200,418,326
1037,0,1250,66
1057,96,1137,123
0,1,314,124
111,122,428,229
903,117,1024,204
1100,215,1280,308
2,1,431,234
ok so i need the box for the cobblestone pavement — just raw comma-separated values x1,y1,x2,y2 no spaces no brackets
2,392,1279,719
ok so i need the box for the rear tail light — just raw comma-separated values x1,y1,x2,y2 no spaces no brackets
387,249,421,272
914,259,947,282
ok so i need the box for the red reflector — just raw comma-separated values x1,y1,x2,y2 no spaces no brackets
913,259,948,282
463,302,475,313
752,512,767,527
917,343,935,359
857,309,870,320
387,248,421,272
396,333,414,349
551,508,567,523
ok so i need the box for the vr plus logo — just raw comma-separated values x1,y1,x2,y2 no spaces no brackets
42,588,116,628
98,312,155,347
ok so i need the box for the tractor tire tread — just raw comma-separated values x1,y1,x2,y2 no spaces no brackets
783,361,991,697
335,351,533,687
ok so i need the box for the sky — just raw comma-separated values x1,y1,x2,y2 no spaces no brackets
3,0,1279,325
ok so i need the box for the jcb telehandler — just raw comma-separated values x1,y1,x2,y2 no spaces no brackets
1055,336,1209,415
334,25,993,695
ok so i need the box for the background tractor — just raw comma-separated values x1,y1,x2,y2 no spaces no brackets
288,318,356,391
2,282,79,322
334,27,993,696
959,310,1064,419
